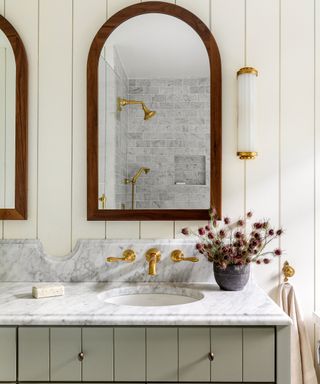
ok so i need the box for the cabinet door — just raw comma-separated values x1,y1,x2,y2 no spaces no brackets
0,328,16,381
114,327,145,381
179,328,210,382
211,327,242,382
146,328,178,382
18,327,50,381
50,327,81,381
82,327,113,381
243,327,275,382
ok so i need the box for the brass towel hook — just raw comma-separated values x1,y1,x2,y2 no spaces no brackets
282,261,295,282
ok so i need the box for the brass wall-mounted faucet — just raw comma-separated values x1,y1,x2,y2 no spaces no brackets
106,249,136,263
145,248,161,275
171,249,199,263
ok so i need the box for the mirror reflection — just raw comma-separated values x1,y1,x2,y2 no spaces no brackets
98,13,210,210
0,30,15,209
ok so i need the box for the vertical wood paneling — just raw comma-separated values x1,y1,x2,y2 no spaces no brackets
108,0,137,17
246,0,280,295
72,0,106,247
176,0,210,27
4,0,38,239
38,0,73,256
107,221,140,239
140,221,174,239
281,0,315,344
212,0,245,220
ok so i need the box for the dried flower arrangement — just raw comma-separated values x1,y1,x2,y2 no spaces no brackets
181,208,283,270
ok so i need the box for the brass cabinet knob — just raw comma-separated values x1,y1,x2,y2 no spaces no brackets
106,249,136,263
78,352,84,362
208,352,214,361
171,249,199,263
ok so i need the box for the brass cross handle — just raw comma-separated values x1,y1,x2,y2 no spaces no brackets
171,249,199,263
106,249,136,263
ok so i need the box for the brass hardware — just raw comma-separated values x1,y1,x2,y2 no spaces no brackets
237,151,258,160
78,352,84,362
106,249,136,263
171,249,199,263
208,352,214,361
282,261,295,282
237,66,258,76
98,193,107,209
145,248,161,275
117,97,156,120
124,167,150,209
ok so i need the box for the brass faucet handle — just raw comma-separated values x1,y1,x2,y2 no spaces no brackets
171,249,199,263
145,248,161,262
106,249,136,263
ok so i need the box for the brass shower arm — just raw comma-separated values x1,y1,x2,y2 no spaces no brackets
117,97,156,120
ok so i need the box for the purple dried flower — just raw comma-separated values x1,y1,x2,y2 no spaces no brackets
205,224,211,231
263,258,271,264
219,229,226,238
237,219,244,227
198,227,206,236
181,227,189,235
208,231,214,240
256,259,261,265
268,229,275,236
224,217,230,225
235,231,242,239
274,248,282,256
276,229,284,236
247,211,253,218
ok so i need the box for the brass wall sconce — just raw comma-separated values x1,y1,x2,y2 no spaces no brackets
237,67,258,160
117,97,156,120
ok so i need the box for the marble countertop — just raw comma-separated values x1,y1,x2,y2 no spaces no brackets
0,282,291,326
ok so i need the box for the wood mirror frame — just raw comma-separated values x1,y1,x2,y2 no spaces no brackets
87,1,221,221
0,15,28,220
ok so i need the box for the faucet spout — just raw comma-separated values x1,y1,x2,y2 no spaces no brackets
145,248,161,276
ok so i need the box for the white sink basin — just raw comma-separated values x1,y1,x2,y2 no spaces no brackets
98,285,204,307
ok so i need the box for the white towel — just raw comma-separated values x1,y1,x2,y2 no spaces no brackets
278,283,318,384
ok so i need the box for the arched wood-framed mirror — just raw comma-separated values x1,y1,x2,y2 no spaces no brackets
0,15,28,220
87,1,221,221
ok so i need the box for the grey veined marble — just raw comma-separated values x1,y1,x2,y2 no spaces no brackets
0,239,214,283
0,282,291,326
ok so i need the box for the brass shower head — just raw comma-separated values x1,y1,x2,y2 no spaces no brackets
117,97,156,120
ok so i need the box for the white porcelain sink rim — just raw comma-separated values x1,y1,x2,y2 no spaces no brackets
98,285,204,307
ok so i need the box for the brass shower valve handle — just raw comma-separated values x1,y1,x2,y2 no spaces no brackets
106,249,136,263
171,249,199,263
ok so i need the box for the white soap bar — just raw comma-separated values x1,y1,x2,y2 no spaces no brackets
32,285,64,299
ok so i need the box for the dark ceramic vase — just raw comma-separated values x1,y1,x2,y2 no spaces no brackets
213,263,250,291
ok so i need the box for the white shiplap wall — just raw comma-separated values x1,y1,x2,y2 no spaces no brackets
0,0,319,372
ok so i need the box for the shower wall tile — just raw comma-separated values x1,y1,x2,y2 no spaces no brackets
127,77,210,209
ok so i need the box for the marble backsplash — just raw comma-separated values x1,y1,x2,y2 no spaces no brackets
0,239,214,283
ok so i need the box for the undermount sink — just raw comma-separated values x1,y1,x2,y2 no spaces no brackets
98,285,204,307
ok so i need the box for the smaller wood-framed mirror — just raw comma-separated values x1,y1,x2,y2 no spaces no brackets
87,1,221,221
0,15,28,220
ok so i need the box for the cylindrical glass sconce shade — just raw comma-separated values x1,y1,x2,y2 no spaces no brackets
237,67,258,160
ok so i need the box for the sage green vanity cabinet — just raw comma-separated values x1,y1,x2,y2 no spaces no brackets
114,328,146,381
146,328,178,382
243,327,275,382
0,328,16,381
82,328,113,381
7,325,282,383
179,328,211,382
211,328,243,382
18,327,50,382
50,328,82,381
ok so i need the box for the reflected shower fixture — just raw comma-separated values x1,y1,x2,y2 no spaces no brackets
237,67,258,160
117,97,156,120
124,167,150,209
